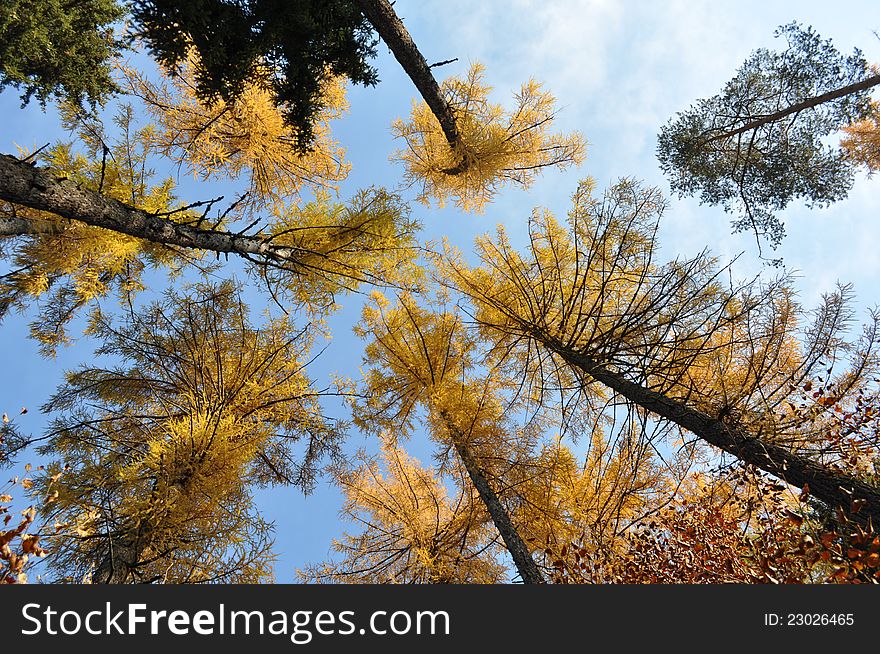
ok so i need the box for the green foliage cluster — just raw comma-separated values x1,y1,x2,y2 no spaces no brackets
657,23,874,248
0,0,123,108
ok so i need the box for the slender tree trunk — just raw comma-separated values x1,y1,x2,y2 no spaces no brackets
0,153,299,262
704,74,880,144
441,411,545,584
355,0,469,174
546,343,880,526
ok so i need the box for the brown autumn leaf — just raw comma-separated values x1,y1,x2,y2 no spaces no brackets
20,534,40,555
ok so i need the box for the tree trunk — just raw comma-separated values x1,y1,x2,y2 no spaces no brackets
0,153,300,263
92,538,141,584
703,73,880,144
441,411,545,584
548,343,880,526
355,0,469,174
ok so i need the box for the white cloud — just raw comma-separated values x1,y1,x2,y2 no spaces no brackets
393,1,880,306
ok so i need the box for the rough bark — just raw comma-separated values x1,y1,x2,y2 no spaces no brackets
703,73,880,144
355,0,469,174
0,213,49,236
0,153,304,265
441,411,545,584
92,538,141,584
549,344,880,526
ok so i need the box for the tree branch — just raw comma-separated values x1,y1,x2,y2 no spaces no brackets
0,213,53,236
703,73,880,144
0,153,304,264
355,0,469,174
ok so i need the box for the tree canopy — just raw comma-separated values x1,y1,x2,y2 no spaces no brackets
1,4,879,587
657,23,879,253
129,0,379,151
0,0,123,108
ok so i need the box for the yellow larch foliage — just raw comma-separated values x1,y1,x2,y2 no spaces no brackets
514,433,664,560
842,99,880,172
261,188,423,316
301,437,506,584
443,178,880,461
353,292,536,462
440,179,664,392
353,291,474,437
36,282,339,582
1,106,189,355
124,53,350,213
661,287,805,430
392,63,586,212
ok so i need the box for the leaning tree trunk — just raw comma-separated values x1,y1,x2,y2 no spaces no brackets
0,153,302,264
546,343,880,527
703,73,880,144
440,411,545,584
355,0,470,174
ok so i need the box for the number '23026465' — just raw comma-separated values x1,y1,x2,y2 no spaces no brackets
764,613,853,626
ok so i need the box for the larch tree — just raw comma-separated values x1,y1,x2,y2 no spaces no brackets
657,23,879,253
35,281,341,583
300,437,508,584
443,177,880,526
0,2,584,583
350,293,546,583
392,63,586,212
341,292,685,583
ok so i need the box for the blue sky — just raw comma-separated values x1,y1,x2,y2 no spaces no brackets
2,1,879,582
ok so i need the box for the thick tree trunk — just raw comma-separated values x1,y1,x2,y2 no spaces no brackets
355,0,469,174
0,153,301,263
704,73,880,144
549,344,880,526
441,411,545,584
92,538,141,584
